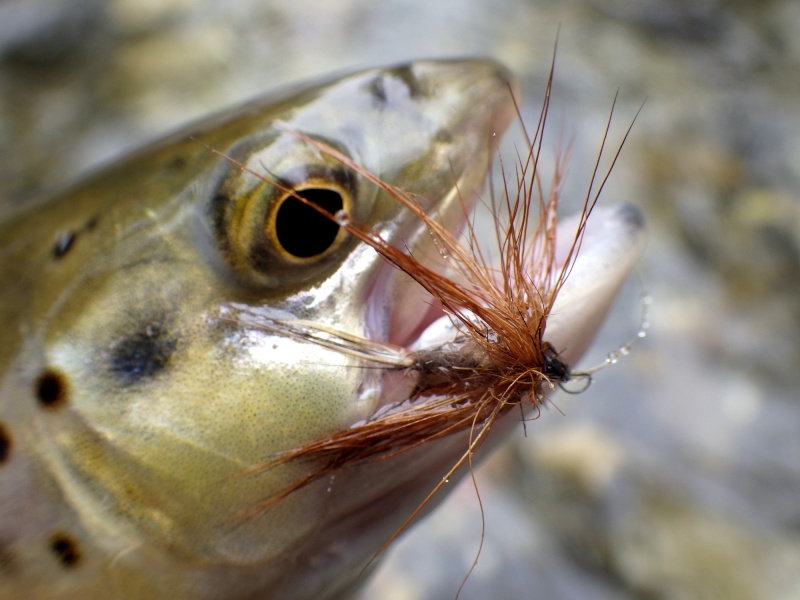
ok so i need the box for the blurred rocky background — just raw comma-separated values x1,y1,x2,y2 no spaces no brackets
1,0,798,598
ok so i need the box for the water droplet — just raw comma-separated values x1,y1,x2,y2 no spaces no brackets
607,351,619,364
619,344,631,356
334,209,350,226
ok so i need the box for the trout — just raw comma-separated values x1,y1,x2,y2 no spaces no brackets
0,59,645,598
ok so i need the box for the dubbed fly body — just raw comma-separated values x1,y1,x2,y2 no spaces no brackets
0,59,644,599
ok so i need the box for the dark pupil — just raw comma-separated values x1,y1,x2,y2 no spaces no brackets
275,189,344,258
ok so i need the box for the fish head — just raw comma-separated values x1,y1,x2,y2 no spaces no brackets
0,60,537,597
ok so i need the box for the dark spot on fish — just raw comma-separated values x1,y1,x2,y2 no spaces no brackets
367,75,387,105
35,369,69,409
0,422,10,463
108,319,177,385
614,202,645,231
210,191,233,255
52,231,76,258
366,66,424,104
48,533,81,569
52,217,100,259
387,64,423,98
168,155,188,171
434,128,453,145
0,540,17,574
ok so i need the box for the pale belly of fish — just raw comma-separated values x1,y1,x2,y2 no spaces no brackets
0,60,645,598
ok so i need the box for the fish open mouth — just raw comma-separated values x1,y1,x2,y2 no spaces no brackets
347,111,648,419
372,198,647,415
249,92,646,512
228,65,646,516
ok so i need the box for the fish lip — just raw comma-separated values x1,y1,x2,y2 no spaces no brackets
545,202,647,365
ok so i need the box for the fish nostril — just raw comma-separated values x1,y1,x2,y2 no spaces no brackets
366,76,388,105
35,369,69,409
52,231,76,259
386,64,423,98
50,216,100,259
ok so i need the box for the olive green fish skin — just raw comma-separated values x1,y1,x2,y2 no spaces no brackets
0,61,517,598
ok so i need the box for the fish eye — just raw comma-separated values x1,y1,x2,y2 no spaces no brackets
270,185,348,259
206,137,365,289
